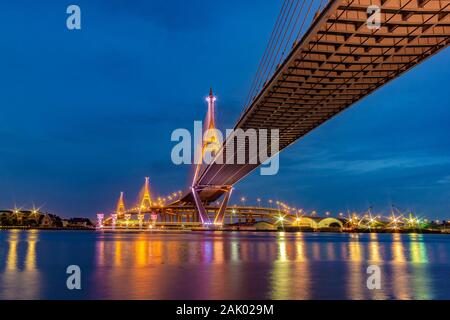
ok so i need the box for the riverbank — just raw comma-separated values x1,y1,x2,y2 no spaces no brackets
0,226,95,231
1,225,449,234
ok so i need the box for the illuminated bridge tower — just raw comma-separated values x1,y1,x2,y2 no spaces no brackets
140,177,153,212
116,192,126,216
191,89,233,226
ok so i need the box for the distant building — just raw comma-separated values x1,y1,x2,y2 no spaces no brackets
67,218,94,227
39,214,55,227
0,210,64,228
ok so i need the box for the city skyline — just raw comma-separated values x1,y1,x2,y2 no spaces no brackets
0,0,449,219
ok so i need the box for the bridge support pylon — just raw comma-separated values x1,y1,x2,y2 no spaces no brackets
191,187,211,225
191,186,233,226
213,187,233,226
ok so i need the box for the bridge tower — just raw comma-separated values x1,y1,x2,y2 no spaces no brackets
140,177,152,211
193,88,221,183
191,89,233,226
205,88,220,149
116,192,126,216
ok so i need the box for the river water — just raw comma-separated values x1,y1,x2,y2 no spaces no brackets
0,230,449,300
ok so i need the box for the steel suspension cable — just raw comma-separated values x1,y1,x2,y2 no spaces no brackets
258,0,296,87
295,0,315,41
254,0,296,103
280,0,307,63
272,0,303,72
245,0,328,112
244,0,290,110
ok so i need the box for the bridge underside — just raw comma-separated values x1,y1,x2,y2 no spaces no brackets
177,0,450,206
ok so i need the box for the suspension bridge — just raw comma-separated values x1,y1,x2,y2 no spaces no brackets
99,0,450,230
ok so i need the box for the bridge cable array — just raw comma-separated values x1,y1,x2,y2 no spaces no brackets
243,0,329,113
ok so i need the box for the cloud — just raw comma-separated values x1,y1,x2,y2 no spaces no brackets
282,146,450,174
438,176,450,184
306,156,450,174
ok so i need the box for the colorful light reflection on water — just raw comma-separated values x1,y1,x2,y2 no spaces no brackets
0,230,449,299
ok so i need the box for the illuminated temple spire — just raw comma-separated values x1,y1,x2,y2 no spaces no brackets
116,192,126,215
140,177,152,210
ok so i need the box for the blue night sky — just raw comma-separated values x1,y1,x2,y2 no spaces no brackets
0,1,449,219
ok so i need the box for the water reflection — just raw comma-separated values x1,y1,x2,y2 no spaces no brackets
368,233,381,263
367,233,386,300
391,233,411,299
293,233,311,299
269,233,313,299
0,231,448,299
1,230,41,299
347,234,365,299
409,234,432,300
5,230,19,271
270,233,291,299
